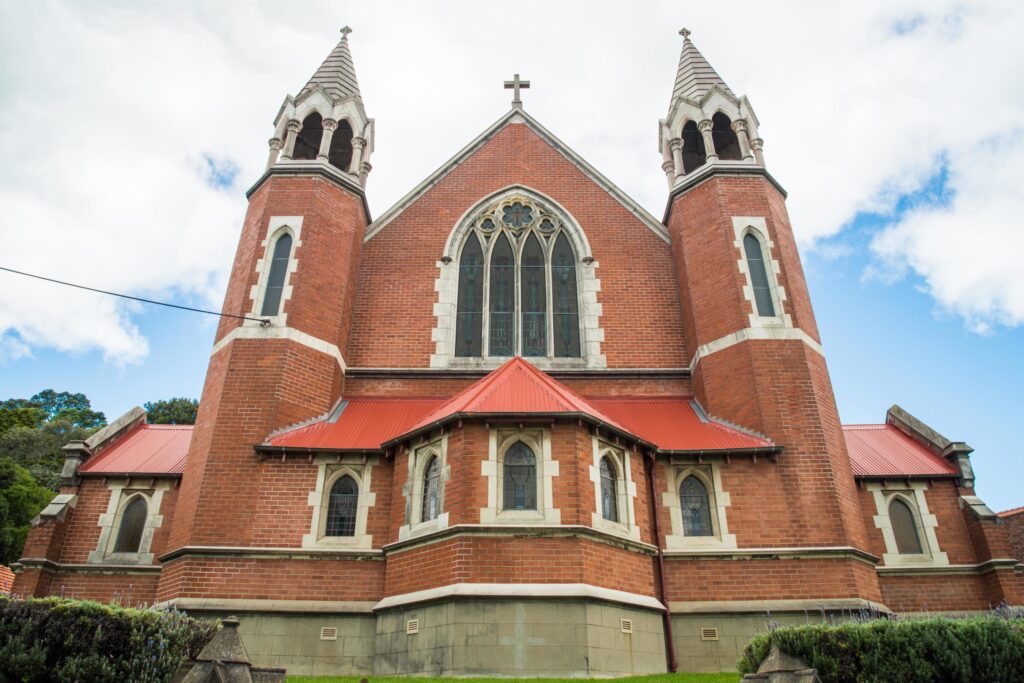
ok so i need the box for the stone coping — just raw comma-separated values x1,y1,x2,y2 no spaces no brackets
159,545,384,563
155,597,377,614
246,162,371,221
876,558,1020,577
662,545,879,565
374,582,666,612
663,163,787,224
668,598,891,615
381,523,660,556
14,558,161,575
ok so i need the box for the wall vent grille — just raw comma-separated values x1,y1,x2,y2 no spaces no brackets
406,618,420,635
319,626,338,641
701,627,720,641
620,618,634,634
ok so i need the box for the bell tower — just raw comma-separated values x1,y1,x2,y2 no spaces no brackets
161,28,373,572
661,30,879,592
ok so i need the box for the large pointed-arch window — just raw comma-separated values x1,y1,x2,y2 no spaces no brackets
325,475,359,537
743,233,775,317
261,232,293,316
454,196,583,360
113,496,147,553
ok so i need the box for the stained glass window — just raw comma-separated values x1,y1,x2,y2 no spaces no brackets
113,496,147,553
455,236,483,356
422,456,441,522
489,234,515,356
679,476,713,537
889,498,923,554
600,456,619,522
552,233,580,357
261,233,292,316
521,235,547,357
325,475,358,537
503,442,537,510
743,233,775,317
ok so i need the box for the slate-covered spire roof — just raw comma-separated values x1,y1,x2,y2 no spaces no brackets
299,26,361,101
671,28,735,103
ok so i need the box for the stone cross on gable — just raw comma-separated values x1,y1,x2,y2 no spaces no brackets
504,73,530,108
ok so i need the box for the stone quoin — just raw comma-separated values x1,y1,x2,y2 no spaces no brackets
13,27,1023,677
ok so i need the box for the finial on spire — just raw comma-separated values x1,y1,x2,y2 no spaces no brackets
340,26,352,39
679,28,691,40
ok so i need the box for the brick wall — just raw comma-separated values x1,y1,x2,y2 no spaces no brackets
1004,511,1024,562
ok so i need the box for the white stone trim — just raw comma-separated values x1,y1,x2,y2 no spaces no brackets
248,216,303,326
211,325,347,371
480,428,560,525
398,437,450,541
867,481,948,568
662,464,736,550
430,186,606,370
89,478,172,565
688,326,824,372
374,582,665,612
732,217,791,328
157,597,378,614
302,454,378,550
589,439,640,541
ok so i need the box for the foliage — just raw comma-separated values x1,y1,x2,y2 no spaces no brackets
1,390,106,431
737,614,1024,682
0,459,54,565
0,408,45,437
0,423,93,491
144,397,199,425
0,596,217,683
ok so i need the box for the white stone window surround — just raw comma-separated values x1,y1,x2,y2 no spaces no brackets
662,463,737,551
247,216,304,326
432,186,606,370
399,437,450,541
480,428,561,525
303,455,378,549
88,478,171,565
731,217,791,329
589,439,640,541
866,481,949,568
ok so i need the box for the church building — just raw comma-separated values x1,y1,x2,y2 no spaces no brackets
13,28,1023,677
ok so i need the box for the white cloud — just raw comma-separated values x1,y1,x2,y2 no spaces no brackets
0,1,1022,364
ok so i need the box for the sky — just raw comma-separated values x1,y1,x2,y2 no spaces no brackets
0,1,1021,510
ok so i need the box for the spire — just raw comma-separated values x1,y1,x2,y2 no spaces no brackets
671,28,734,103
300,26,361,102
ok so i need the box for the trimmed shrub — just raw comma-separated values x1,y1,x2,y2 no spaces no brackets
738,615,1024,682
0,596,217,682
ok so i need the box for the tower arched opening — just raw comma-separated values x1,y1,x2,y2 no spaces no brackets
712,112,742,161
329,119,354,171
293,112,324,160
681,120,706,174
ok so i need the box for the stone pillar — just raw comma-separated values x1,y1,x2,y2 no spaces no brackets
317,118,337,162
669,137,685,178
266,138,282,170
359,160,372,186
59,440,90,486
349,136,366,174
661,160,675,187
279,119,301,161
732,118,754,160
698,119,718,162
750,137,765,166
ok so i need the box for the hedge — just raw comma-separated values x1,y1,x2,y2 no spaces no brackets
0,596,217,682
738,614,1024,682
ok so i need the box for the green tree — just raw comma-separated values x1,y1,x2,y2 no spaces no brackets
28,390,105,429
144,398,199,425
0,458,54,565
0,423,94,491
0,406,45,437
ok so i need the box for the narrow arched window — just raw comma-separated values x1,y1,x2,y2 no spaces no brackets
552,233,580,357
113,496,147,553
293,112,323,160
743,233,775,317
489,234,515,356
889,498,923,554
422,456,441,522
520,235,547,357
712,112,742,161
681,120,706,174
325,475,359,537
600,456,619,522
503,442,537,510
679,476,713,537
328,119,354,171
260,233,293,316
455,235,484,357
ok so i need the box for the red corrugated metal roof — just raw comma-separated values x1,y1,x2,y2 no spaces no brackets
267,398,444,450
997,505,1024,518
590,398,772,451
80,424,192,475
843,424,958,478
0,565,14,595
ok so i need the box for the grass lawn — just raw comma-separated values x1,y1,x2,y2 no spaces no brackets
288,675,739,682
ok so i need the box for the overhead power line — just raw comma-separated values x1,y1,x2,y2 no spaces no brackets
0,265,269,326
